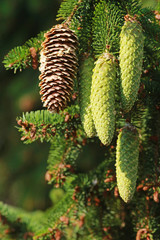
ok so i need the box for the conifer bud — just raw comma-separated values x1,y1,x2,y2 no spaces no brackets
79,56,96,137
91,51,116,145
119,16,144,112
39,24,78,113
116,124,139,203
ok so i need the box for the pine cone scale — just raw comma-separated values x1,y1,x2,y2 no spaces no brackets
45,29,78,41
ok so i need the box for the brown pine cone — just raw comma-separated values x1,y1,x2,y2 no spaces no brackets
39,24,78,113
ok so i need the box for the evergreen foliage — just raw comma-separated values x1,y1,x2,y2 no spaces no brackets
70,0,95,53
139,8,160,68
34,191,75,239
92,1,108,57
2,0,160,239
47,137,66,172
16,105,82,144
92,1,124,56
0,201,45,238
46,136,82,186
0,192,75,240
56,0,80,21
3,32,45,72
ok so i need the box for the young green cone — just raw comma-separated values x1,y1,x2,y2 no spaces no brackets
91,51,116,145
119,17,144,112
116,124,139,203
79,56,96,137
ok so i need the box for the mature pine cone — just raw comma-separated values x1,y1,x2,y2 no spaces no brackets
39,24,78,113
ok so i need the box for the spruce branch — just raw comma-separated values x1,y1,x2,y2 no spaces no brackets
46,136,82,187
34,191,75,239
70,0,94,53
92,1,124,56
117,0,141,15
56,0,80,21
0,201,45,236
3,46,31,73
16,105,82,144
92,0,108,57
138,8,160,69
3,31,45,72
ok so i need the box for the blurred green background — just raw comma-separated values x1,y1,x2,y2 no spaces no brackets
0,0,159,212
0,0,62,211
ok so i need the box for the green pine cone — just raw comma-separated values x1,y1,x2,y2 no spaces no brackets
116,124,139,203
119,18,144,112
79,56,96,137
91,52,116,145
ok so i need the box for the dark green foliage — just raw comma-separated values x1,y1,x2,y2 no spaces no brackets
34,191,75,238
138,103,160,178
45,191,74,227
117,0,141,15
92,1,124,56
57,0,95,53
47,136,82,186
104,3,124,52
139,8,160,69
0,192,75,240
56,0,79,20
142,76,160,106
92,1,107,57
71,0,94,53
0,201,45,237
47,137,66,172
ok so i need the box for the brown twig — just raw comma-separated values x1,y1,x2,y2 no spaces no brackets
136,228,147,240
65,0,83,25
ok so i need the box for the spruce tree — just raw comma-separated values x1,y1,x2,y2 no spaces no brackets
1,0,160,239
